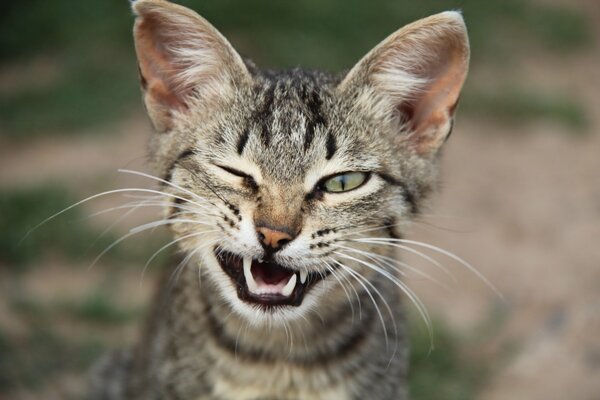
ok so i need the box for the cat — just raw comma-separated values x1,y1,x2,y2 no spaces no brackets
90,0,469,399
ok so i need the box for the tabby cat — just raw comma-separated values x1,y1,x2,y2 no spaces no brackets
90,0,469,398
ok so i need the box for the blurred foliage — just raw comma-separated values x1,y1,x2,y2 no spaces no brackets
0,0,593,137
464,87,589,131
67,291,141,324
0,58,136,136
0,185,174,268
0,186,115,267
410,321,488,400
10,289,141,326
0,326,104,391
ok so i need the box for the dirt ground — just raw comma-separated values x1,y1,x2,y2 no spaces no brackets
1,1,599,398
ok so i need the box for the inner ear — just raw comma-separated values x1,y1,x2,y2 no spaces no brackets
132,0,251,132
135,13,191,112
408,44,466,134
339,11,469,156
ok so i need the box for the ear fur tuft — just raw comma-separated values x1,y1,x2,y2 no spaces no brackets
132,0,250,132
339,11,470,156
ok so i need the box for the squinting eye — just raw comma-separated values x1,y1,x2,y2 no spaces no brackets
322,172,369,193
216,164,258,190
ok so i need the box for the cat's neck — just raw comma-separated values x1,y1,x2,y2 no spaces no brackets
198,271,375,362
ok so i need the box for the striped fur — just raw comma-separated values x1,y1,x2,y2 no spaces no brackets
90,1,469,399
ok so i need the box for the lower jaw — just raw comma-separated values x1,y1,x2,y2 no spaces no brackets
214,250,330,310
236,289,305,309
202,281,380,366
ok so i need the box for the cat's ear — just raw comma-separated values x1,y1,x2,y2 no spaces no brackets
132,0,251,132
338,11,469,156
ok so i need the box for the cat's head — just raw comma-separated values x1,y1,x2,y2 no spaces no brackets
131,0,469,324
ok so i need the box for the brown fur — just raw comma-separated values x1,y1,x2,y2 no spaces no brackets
90,2,469,399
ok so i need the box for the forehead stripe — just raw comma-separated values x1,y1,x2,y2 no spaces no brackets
325,132,337,160
236,129,250,155
302,85,327,151
255,83,276,146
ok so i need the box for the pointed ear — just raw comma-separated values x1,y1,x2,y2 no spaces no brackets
338,11,469,156
132,0,251,132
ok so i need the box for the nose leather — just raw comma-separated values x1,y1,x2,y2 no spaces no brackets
256,226,293,250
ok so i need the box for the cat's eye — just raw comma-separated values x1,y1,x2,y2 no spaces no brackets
321,172,369,193
216,165,258,189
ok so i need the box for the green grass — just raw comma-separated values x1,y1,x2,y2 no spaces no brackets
0,56,138,137
463,87,589,131
0,185,175,268
10,288,141,325
0,326,104,391
409,321,488,400
0,186,112,267
67,291,141,324
0,0,592,138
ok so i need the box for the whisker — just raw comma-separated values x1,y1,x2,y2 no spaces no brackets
357,237,503,299
168,237,219,290
334,244,448,289
351,238,456,283
176,163,234,209
335,223,391,239
87,200,200,218
333,251,432,347
89,218,212,270
329,257,394,350
21,187,208,243
84,196,164,252
118,168,214,210
129,218,212,235
319,260,356,323
140,229,219,285
332,261,364,320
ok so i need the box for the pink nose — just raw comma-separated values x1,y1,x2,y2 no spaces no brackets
256,227,293,249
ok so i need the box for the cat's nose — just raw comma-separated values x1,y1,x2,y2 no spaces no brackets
256,226,294,251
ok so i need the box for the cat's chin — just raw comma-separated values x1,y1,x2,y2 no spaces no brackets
214,249,330,309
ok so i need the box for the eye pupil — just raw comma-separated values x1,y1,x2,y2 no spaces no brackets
320,172,368,194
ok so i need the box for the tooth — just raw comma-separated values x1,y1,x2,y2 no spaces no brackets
281,274,297,297
243,256,258,293
300,270,307,284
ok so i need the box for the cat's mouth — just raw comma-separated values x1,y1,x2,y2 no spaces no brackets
215,250,329,307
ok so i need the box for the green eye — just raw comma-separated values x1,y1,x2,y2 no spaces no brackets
322,172,369,193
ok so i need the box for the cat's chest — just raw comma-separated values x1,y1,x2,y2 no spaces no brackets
208,367,353,400
162,352,354,400
202,341,355,400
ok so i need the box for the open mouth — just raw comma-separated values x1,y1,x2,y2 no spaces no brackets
215,250,329,307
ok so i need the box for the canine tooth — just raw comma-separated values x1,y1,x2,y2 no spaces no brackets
300,270,307,284
243,256,258,293
281,274,297,297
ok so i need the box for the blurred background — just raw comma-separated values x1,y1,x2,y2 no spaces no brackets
1,0,599,399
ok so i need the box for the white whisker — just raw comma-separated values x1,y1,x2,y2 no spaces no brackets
89,217,212,270
22,187,208,243
118,168,214,210
357,237,503,299
329,257,393,350
334,244,448,289
351,238,456,282
320,260,357,322
140,229,219,285
333,251,432,347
